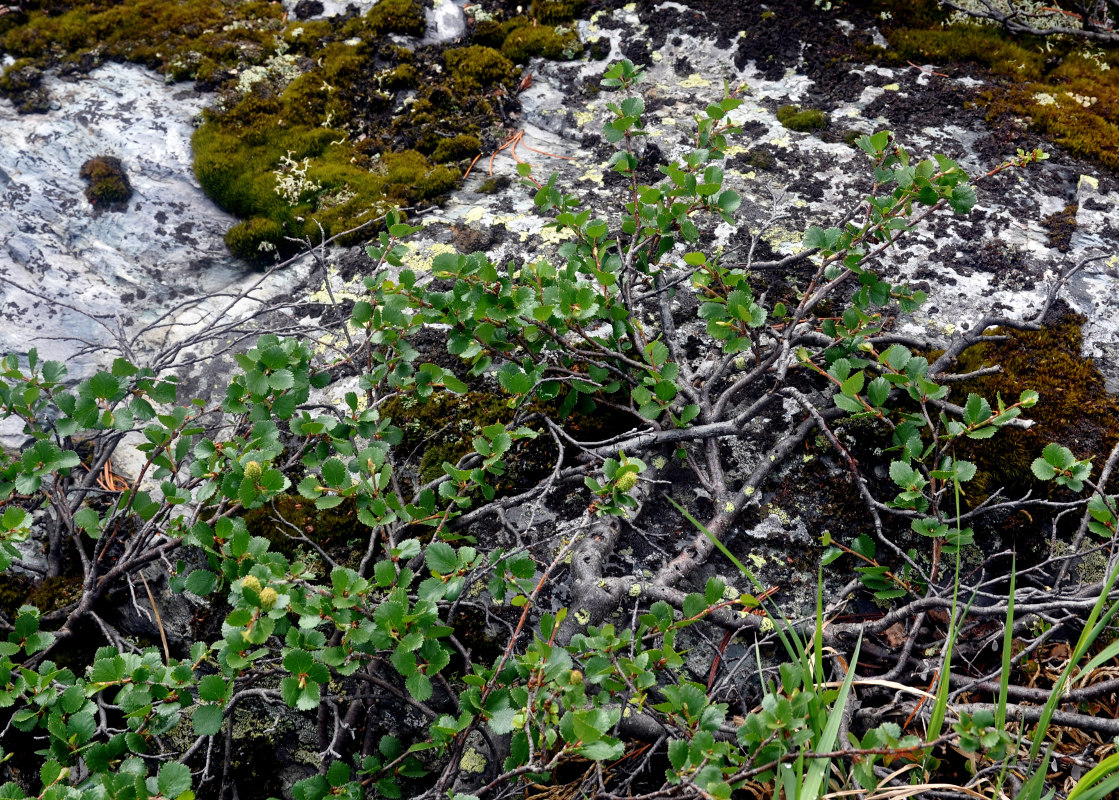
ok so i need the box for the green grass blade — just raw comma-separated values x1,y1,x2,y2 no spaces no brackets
927,465,969,769
1075,637,1119,679
1016,746,1056,800
996,555,1016,731
1029,558,1119,762
1073,774,1119,800
800,634,862,800
666,496,808,664
814,567,824,688
924,550,961,760
1067,753,1119,800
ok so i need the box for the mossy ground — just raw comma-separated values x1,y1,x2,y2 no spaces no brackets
874,1,1119,172
0,0,586,265
780,305,1119,566
242,494,366,563
381,391,554,488
0,0,283,73
530,0,586,25
776,104,828,132
501,23,579,62
947,304,1119,536
382,388,633,491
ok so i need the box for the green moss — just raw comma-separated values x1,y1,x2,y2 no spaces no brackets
0,573,84,618
29,575,83,614
886,25,1044,79
981,75,1119,171
741,147,776,170
445,45,518,92
277,72,353,129
364,0,425,37
530,0,585,24
0,58,38,92
383,392,522,485
1042,204,1078,253
281,19,333,51
478,176,511,194
472,16,529,49
382,388,632,490
379,63,418,91
0,0,282,77
384,150,460,198
79,156,133,209
472,4,584,59
242,494,366,561
0,57,49,111
431,134,482,163
949,305,1119,522
501,24,578,63
225,217,284,263
0,573,31,619
194,104,457,263
0,0,557,265
776,105,828,132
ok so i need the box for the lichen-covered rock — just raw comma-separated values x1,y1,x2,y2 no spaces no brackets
0,62,51,113
0,64,314,451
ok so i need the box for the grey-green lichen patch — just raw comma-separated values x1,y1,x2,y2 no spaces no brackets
1050,540,1108,584
460,746,488,773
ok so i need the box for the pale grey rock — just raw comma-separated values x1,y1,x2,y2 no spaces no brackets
0,64,314,450
423,0,467,45
1069,175,1119,390
304,7,1118,387
11,516,49,578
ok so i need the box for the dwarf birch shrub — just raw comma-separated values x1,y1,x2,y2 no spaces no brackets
0,59,1104,800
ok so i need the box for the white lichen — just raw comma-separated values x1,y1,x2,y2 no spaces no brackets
273,151,321,205
236,52,301,96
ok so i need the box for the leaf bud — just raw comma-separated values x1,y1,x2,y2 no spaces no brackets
614,470,638,492
259,587,278,610
240,575,262,595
